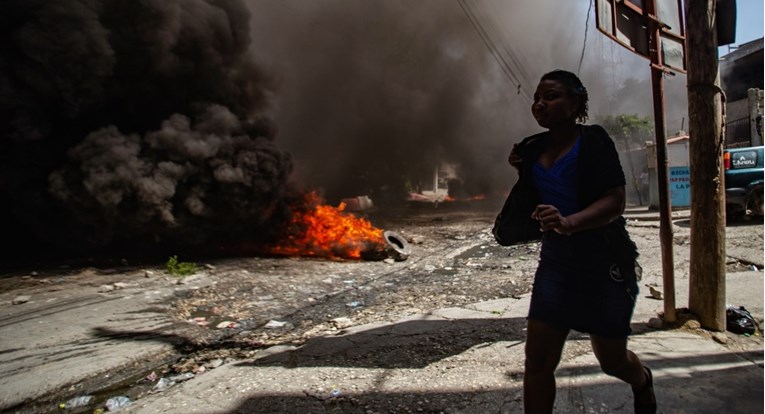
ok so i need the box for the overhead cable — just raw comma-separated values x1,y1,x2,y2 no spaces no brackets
457,0,533,100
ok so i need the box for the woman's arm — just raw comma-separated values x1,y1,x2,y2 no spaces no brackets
532,186,625,234
508,143,522,171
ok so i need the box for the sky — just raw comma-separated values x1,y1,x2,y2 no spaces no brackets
719,0,764,55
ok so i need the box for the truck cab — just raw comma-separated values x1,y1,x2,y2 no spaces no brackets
724,146,764,220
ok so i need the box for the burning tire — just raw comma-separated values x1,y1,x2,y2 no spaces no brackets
383,230,411,261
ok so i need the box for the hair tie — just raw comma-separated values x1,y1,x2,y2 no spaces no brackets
576,85,586,94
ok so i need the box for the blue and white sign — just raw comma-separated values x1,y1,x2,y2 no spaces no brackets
669,166,691,207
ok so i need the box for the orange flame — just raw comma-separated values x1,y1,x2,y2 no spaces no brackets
443,194,485,202
270,192,385,260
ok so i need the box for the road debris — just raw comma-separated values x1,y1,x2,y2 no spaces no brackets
331,317,353,329
12,295,31,305
151,378,175,393
169,372,195,382
60,395,93,409
645,284,663,300
264,320,288,329
382,230,412,261
727,305,758,335
104,396,131,411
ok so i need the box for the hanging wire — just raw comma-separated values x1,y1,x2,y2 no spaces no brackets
484,0,534,91
457,0,533,100
577,0,594,74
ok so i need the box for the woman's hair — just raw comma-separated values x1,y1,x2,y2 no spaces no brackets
540,69,589,123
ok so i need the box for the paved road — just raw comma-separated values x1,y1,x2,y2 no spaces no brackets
0,207,762,413
120,271,764,414
0,271,216,412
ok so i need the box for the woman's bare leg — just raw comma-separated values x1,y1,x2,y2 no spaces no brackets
590,335,655,406
523,319,570,414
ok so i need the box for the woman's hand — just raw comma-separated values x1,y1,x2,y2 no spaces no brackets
508,143,522,170
531,187,624,235
531,204,573,235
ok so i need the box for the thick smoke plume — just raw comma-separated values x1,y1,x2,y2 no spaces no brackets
246,0,536,203
1,0,689,262
245,0,688,203
1,0,300,259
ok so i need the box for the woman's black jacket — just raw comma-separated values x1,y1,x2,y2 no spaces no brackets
493,124,639,274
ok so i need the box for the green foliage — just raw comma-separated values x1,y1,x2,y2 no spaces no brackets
166,255,198,277
597,114,655,150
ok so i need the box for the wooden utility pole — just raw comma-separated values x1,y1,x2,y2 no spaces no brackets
686,0,727,330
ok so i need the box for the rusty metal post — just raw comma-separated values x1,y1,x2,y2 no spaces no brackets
646,0,677,323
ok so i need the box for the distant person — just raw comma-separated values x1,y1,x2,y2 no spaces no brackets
504,70,656,413
639,166,650,206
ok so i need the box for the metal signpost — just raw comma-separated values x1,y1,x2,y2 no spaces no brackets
594,0,687,323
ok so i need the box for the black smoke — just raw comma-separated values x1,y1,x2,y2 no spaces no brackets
1,0,686,264
245,0,533,203
1,0,301,261
243,0,689,204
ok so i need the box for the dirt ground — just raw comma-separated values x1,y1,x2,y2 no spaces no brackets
2,201,763,407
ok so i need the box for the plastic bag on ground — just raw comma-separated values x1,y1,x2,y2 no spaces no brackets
105,396,131,411
726,305,757,335
62,395,93,408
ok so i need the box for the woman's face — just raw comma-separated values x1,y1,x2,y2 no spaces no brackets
531,80,579,129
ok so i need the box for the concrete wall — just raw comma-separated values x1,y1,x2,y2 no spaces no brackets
645,138,690,209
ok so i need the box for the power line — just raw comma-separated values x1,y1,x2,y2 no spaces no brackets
483,0,534,89
577,0,594,74
463,0,533,100
457,0,533,100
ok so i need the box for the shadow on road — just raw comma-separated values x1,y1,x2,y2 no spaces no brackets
239,316,528,369
91,316,529,369
209,350,763,414
91,326,249,355
89,318,763,414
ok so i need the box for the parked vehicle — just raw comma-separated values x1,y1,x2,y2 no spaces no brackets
724,145,764,220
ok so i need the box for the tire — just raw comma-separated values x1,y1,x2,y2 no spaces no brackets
383,230,412,261
748,186,764,216
726,206,744,223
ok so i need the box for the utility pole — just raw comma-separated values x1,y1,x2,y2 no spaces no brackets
685,0,727,330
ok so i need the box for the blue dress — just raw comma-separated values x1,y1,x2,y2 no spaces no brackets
527,137,639,338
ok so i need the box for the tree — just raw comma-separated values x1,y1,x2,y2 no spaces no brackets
598,114,655,205
599,114,655,150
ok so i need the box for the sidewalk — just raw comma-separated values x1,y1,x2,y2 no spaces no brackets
623,205,691,222
122,270,764,414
